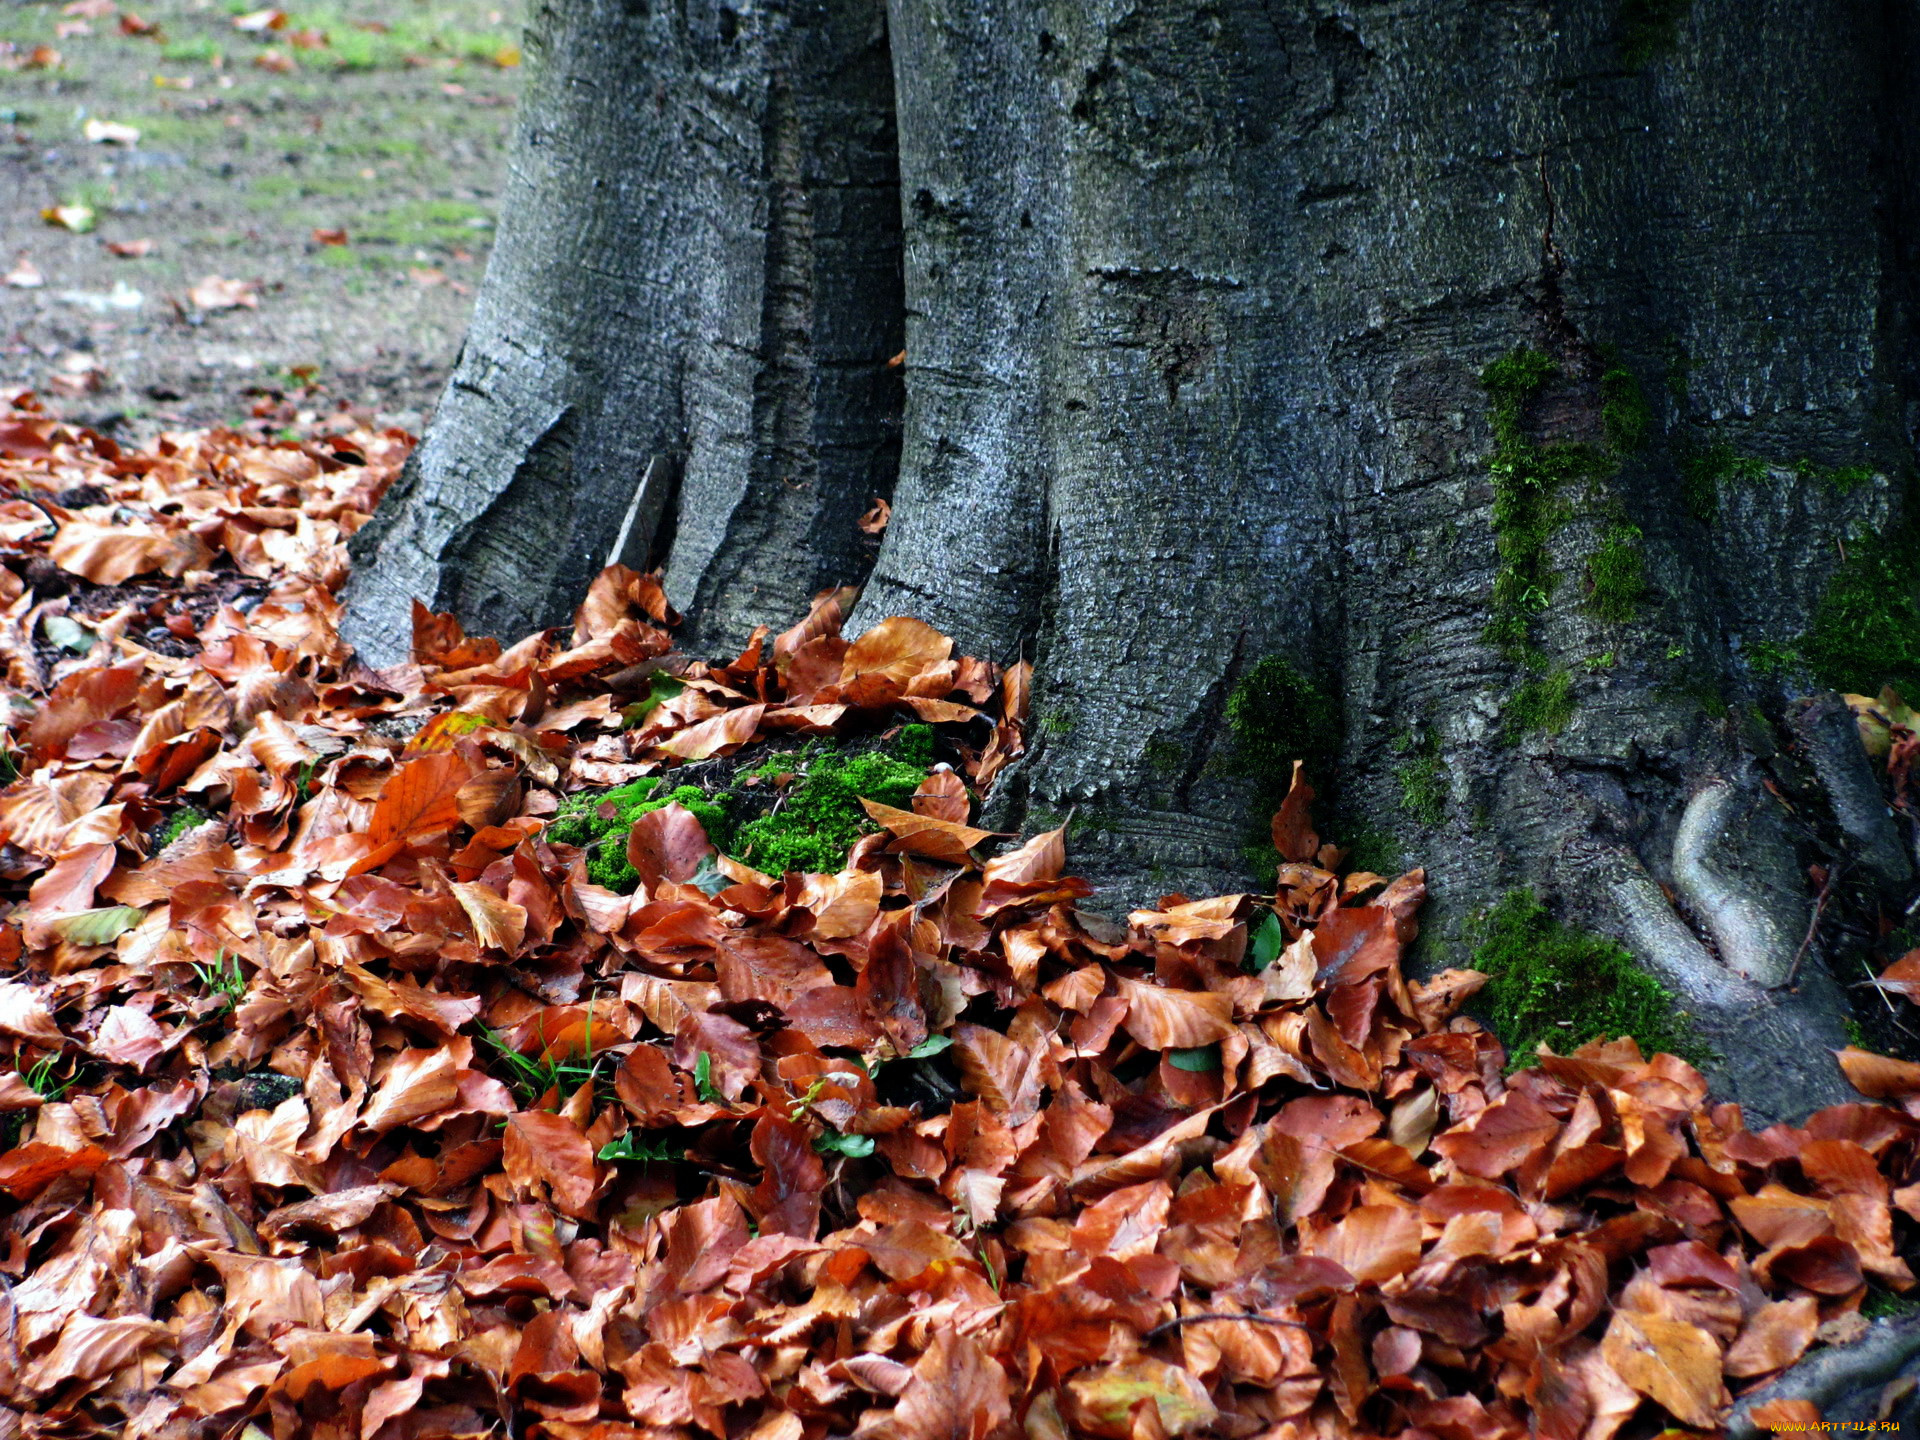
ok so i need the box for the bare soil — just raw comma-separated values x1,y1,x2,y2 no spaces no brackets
0,0,521,436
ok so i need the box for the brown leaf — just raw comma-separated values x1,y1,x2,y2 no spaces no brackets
841,616,952,685
1835,1045,1920,1099
655,703,767,760
1724,1295,1818,1378
1431,1087,1561,1179
879,1332,1010,1440
1115,977,1234,1050
1270,760,1318,864
452,880,528,951
626,801,716,887
504,1110,600,1219
367,750,473,847
860,797,997,863
1599,1309,1726,1429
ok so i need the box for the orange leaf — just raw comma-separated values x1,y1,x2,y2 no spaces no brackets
626,802,715,887
1835,1045,1920,1099
1116,977,1234,1050
1270,760,1318,864
366,751,473,847
655,703,766,761
1599,1309,1725,1429
451,880,527,951
504,1111,600,1219
886,1330,1012,1440
841,616,952,685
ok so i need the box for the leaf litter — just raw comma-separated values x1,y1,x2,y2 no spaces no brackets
0,386,1917,1437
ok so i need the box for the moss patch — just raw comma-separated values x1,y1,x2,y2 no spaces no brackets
1680,443,1766,524
1801,520,1920,699
1227,656,1339,790
1396,738,1447,828
1618,0,1690,66
1585,522,1645,623
1598,360,1650,452
546,781,732,892
1479,349,1612,663
1507,669,1574,738
731,736,931,876
545,727,936,892
157,805,210,848
1471,889,1703,1066
1227,656,1340,878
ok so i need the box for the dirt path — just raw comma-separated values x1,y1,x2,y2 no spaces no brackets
1,0,521,436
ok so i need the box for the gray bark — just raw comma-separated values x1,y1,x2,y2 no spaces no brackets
344,0,1920,1126
342,0,901,663
850,0,1920,1126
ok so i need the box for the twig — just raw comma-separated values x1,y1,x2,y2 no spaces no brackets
1146,1314,1314,1339
1774,862,1841,991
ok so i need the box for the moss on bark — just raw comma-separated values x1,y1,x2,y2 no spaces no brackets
1470,889,1705,1065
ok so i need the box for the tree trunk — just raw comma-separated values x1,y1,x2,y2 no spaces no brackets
341,0,902,664
346,0,1920,1125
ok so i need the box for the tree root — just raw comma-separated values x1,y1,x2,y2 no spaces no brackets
1729,1316,1920,1437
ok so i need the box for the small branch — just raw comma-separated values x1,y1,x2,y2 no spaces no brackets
1774,862,1841,992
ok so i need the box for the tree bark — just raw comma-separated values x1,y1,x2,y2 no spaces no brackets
345,0,1920,1124
341,0,902,664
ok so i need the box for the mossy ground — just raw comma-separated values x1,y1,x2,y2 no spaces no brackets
546,726,936,892
1470,889,1705,1067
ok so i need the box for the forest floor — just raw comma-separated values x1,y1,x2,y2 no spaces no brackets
0,0,520,437
0,399,1918,1435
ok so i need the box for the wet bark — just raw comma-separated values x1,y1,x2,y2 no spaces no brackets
341,0,902,664
346,0,1920,1125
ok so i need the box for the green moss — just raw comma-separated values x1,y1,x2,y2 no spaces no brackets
1397,744,1447,827
1861,1286,1920,1321
1227,656,1339,791
547,780,731,892
1801,521,1920,699
1679,443,1767,524
546,727,936,889
1618,0,1690,66
1342,826,1402,877
546,737,931,889
1585,522,1646,623
1599,363,1650,452
1507,669,1574,737
731,742,928,876
1745,638,1802,678
1471,889,1703,1066
1479,349,1613,663
158,805,211,848
1228,656,1340,880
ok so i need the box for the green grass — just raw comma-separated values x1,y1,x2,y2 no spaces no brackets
191,950,249,1012
477,1018,615,1110
1471,889,1704,1067
250,8,521,72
